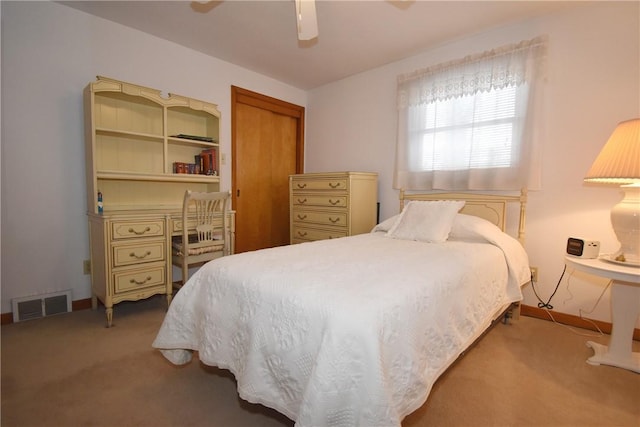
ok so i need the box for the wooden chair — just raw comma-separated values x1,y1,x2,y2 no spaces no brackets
172,190,231,287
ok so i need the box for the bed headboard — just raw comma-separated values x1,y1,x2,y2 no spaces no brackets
399,189,528,243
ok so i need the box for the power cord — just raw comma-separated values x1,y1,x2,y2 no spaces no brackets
532,263,607,338
531,264,565,309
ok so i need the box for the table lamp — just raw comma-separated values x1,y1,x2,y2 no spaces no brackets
584,118,640,266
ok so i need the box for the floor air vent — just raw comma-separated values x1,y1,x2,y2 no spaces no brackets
12,290,72,322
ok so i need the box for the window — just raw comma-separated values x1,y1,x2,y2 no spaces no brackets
395,37,546,191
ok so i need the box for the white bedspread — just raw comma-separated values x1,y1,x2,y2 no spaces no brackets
153,230,530,426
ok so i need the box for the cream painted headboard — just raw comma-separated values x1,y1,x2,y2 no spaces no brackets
399,189,528,244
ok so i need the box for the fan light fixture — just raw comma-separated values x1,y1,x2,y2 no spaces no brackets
584,118,640,266
295,0,318,40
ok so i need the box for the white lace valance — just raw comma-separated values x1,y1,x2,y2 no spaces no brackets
398,36,547,108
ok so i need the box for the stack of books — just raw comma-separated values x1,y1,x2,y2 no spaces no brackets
174,148,217,176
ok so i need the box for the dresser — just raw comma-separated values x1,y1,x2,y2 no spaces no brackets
289,172,378,244
84,76,233,327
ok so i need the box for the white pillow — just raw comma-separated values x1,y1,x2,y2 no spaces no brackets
371,214,401,233
386,200,465,242
449,213,500,242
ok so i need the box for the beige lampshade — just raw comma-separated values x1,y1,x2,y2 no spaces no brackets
584,118,640,184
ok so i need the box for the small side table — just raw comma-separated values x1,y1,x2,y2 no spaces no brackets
564,256,640,373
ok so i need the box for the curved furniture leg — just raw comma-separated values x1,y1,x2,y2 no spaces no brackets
105,306,113,328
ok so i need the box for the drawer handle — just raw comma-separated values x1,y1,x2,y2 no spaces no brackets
329,199,340,205
296,183,307,189
297,198,307,204
129,226,151,235
297,231,308,237
130,276,152,285
129,250,152,259
329,182,341,189
296,214,308,220
329,217,340,223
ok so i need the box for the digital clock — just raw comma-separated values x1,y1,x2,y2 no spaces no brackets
566,237,600,259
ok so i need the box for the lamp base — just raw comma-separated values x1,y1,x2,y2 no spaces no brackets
602,255,640,268
610,184,640,266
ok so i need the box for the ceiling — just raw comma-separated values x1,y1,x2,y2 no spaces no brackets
59,0,576,90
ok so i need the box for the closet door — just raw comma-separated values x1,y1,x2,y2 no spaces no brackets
232,87,304,253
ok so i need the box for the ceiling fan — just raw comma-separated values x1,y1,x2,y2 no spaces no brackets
191,0,318,41
294,0,319,40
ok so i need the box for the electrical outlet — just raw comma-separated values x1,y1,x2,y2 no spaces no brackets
83,260,91,275
530,266,538,282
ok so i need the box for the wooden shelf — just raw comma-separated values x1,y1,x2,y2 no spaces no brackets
86,76,222,214
97,170,220,183
95,127,164,142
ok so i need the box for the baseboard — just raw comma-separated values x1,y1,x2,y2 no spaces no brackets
0,312,13,325
521,304,640,341
1,297,94,325
72,298,94,311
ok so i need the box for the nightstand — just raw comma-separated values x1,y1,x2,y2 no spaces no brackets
565,256,640,373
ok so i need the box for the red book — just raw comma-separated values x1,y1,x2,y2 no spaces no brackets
201,149,217,175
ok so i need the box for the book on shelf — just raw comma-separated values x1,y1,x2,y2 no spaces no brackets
195,154,203,174
173,162,198,174
173,162,185,174
201,148,217,175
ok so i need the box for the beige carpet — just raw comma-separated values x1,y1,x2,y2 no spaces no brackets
2,295,639,427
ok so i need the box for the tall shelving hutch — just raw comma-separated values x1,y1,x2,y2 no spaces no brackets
84,76,227,327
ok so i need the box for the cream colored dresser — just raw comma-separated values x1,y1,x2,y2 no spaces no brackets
84,76,233,327
289,172,378,244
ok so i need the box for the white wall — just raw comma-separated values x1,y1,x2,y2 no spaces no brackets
306,1,640,325
0,1,306,313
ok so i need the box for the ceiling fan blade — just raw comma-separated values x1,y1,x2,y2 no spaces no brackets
295,0,318,41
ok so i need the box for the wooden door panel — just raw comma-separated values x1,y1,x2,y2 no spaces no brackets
235,103,272,252
232,87,304,253
270,113,298,247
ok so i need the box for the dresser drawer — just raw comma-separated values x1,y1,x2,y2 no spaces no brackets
111,220,165,240
292,209,347,228
291,178,348,192
112,240,165,267
113,264,166,294
291,226,348,242
291,195,347,208
171,218,196,234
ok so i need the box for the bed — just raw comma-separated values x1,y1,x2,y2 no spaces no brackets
152,190,531,427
